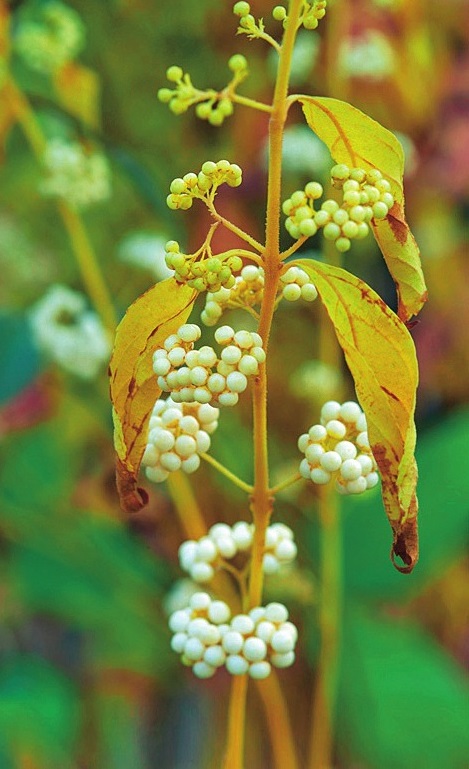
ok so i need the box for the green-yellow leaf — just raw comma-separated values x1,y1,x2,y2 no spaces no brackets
53,62,101,130
300,96,427,322
109,279,196,513
296,258,419,572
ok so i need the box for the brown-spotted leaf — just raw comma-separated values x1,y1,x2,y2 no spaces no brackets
53,62,101,129
300,96,427,322
296,258,419,572
109,279,196,513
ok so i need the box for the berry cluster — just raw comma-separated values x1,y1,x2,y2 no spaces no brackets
233,2,262,38
169,593,298,679
178,521,297,583
283,165,394,252
40,139,111,210
298,400,379,494
142,398,219,483
165,241,242,293
272,1,326,30
153,324,265,406
200,264,317,326
14,1,85,75
166,160,242,211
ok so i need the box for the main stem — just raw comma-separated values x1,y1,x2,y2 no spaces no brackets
223,4,303,768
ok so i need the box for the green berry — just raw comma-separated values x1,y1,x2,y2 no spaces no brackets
195,102,213,119
158,88,173,103
291,190,307,207
169,98,187,115
305,181,323,199
233,1,250,16
380,192,394,209
335,237,351,253
192,278,207,292
272,5,287,20
350,168,366,183
208,109,224,126
323,222,341,240
321,199,340,214
299,218,318,237
218,98,234,117
282,200,293,215
343,190,361,207
295,205,313,222
218,266,232,282
228,54,248,71
333,208,349,226
303,15,319,29
341,220,359,239
165,240,180,252
372,201,389,220
170,178,187,194
227,256,243,272
330,163,350,181
355,222,369,239
366,169,383,184
314,210,330,227
349,205,366,222
166,65,183,82
202,161,217,175
207,258,222,274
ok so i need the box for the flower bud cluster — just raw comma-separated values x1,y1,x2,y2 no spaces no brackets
273,1,326,30
153,324,265,407
40,139,111,210
165,241,242,293
298,400,379,494
178,521,297,583
201,264,317,326
233,2,261,39
169,593,298,679
166,160,242,211
158,66,201,117
142,397,219,483
283,164,394,252
14,1,85,75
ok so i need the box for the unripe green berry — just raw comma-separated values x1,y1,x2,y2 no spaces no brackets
350,168,366,183
314,210,330,227
170,178,186,194
330,163,350,181
158,88,173,103
282,199,293,215
295,205,313,222
372,201,389,219
272,5,287,20
349,205,366,222
366,169,383,184
192,278,206,292
355,222,369,239
206,258,222,273
165,240,180,252
305,181,323,199
169,98,188,115
299,218,318,237
227,256,243,272
239,14,255,28
195,102,213,120
380,192,394,209
208,109,224,126
170,253,186,270
335,237,351,252
233,1,250,16
342,220,359,239
166,65,183,82
228,54,248,71
323,222,341,240
291,190,307,207
333,208,349,226
343,190,361,207
202,161,217,175
218,98,234,117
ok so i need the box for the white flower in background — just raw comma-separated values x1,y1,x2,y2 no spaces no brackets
29,285,111,379
14,1,85,75
338,31,396,80
117,232,173,281
40,139,111,211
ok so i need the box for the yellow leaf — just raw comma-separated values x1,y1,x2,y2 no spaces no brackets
300,96,427,322
109,279,196,513
296,258,419,572
53,62,101,130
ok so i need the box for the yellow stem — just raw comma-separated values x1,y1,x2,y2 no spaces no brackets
255,673,300,769
7,79,117,331
224,6,304,769
269,471,302,496
166,472,207,541
231,93,274,113
280,235,308,261
308,487,342,769
200,453,253,494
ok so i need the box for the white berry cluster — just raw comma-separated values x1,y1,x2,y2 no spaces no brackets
29,284,111,380
165,240,242,293
142,397,219,482
201,264,317,326
14,1,85,75
178,521,297,583
283,164,394,252
153,324,265,407
272,1,327,30
166,160,242,211
298,400,379,494
169,593,298,679
39,139,111,210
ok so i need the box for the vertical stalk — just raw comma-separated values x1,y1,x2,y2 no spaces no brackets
6,80,117,331
224,4,304,768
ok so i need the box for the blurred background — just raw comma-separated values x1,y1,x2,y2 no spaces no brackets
0,0,468,767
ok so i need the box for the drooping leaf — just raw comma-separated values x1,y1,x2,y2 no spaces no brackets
300,96,427,321
53,62,101,129
296,258,419,572
109,278,196,513
338,607,469,769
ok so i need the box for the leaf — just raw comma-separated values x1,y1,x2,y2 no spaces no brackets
338,607,469,769
53,62,101,129
109,278,196,513
296,258,419,572
300,96,427,321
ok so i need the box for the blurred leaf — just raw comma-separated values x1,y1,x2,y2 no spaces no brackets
53,62,100,129
300,97,427,321
109,278,196,513
0,313,41,405
341,408,469,599
338,606,469,769
0,655,79,767
297,258,419,572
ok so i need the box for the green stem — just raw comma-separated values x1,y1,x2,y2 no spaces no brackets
200,453,253,494
231,93,274,113
269,471,302,496
308,486,342,769
7,79,117,331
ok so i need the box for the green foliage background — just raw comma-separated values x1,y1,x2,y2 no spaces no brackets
0,1,468,767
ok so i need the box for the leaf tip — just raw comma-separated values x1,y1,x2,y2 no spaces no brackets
116,458,149,514
390,517,419,574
